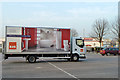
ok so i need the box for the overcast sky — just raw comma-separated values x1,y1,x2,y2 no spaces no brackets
0,1,118,38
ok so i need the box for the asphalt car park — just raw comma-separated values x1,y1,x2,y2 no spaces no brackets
1,52,118,79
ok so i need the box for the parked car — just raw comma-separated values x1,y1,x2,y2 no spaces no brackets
100,48,120,56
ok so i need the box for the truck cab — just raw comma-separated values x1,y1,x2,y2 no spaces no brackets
71,37,86,61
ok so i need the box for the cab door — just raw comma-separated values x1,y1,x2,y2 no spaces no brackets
72,37,85,55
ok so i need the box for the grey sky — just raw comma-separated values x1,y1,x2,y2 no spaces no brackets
0,1,118,38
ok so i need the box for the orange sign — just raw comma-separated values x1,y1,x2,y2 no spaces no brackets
86,45,91,46
80,49,83,52
9,42,17,49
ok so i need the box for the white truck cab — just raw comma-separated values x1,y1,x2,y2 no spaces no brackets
71,37,86,61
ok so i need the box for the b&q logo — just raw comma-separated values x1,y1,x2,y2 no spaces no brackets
9,42,17,49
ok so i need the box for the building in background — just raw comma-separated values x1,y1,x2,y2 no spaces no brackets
84,37,119,52
103,39,111,48
110,38,119,48
0,37,5,52
84,38,103,52
115,41,119,47
0,37,5,45
84,38,103,47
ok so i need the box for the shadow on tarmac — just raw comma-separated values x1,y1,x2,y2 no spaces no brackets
3,59,86,64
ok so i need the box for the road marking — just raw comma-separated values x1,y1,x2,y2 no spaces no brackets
47,62,80,80
40,58,80,80
36,67,41,69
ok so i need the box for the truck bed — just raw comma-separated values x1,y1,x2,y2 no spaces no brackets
5,47,70,54
23,47,68,52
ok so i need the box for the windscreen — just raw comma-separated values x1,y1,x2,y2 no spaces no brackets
76,39,84,48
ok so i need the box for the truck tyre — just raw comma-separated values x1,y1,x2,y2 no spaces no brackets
28,56,36,63
72,54,79,61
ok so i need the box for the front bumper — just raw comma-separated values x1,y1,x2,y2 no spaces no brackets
79,54,86,59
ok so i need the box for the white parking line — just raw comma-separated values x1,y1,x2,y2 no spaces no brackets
48,62,80,80
40,58,80,80
36,67,41,69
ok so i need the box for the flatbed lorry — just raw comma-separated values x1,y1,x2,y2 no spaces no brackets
2,26,86,63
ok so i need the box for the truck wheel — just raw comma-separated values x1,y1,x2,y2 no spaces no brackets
72,54,79,61
28,56,36,63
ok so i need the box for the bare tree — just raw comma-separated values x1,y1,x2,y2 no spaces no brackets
111,19,119,40
111,18,120,49
91,19,109,50
71,28,78,37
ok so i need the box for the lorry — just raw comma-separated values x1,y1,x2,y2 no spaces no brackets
2,26,86,63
